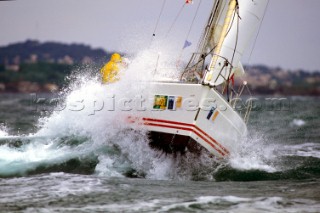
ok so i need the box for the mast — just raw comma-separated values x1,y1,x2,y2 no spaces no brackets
201,0,268,86
182,0,227,80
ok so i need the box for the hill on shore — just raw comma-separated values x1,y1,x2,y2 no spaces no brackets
0,40,110,65
244,65,320,96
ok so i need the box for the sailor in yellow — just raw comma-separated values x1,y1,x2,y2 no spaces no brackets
100,53,122,84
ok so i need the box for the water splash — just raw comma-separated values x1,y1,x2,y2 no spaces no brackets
0,126,8,137
1,48,312,181
0,49,186,179
228,131,278,173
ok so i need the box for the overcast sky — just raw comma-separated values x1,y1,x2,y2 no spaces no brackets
1,0,320,71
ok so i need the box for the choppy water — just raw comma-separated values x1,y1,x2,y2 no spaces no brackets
0,54,319,212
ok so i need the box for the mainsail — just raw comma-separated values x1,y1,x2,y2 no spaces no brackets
199,0,268,86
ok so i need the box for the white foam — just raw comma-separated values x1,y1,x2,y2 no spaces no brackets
21,195,320,213
280,143,320,159
290,119,306,127
0,140,77,176
159,196,320,213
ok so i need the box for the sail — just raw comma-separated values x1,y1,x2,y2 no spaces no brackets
199,0,228,53
202,0,268,86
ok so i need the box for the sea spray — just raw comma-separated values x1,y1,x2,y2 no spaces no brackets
228,131,278,173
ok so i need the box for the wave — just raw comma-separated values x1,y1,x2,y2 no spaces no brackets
35,195,318,213
2,129,319,181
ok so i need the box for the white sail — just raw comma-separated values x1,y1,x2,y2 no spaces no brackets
203,0,268,86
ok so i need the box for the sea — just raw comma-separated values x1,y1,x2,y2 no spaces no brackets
0,56,319,212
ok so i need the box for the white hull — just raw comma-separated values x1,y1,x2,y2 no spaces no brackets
126,82,247,158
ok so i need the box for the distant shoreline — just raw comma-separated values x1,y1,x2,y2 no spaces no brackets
1,40,319,96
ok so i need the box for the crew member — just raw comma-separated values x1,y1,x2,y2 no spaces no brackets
100,53,122,84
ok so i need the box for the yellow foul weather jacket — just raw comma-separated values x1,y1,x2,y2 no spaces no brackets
100,61,120,83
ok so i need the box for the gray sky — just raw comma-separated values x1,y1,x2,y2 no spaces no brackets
1,0,320,71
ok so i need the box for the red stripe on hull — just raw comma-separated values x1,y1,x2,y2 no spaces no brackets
142,118,229,155
143,119,228,157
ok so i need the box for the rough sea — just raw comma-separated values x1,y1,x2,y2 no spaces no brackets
0,55,319,212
